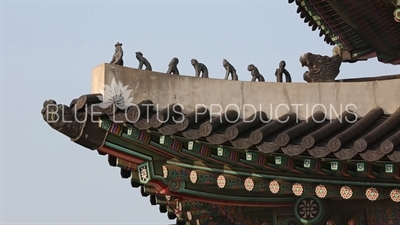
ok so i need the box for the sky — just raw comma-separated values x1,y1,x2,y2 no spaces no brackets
1,1,399,224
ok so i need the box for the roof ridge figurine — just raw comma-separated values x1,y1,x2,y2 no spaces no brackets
166,57,179,75
191,58,209,78
275,60,292,83
301,46,342,82
223,59,239,81
110,42,124,66
136,51,152,71
248,64,265,82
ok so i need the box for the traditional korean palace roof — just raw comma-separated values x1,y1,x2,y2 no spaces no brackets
42,63,400,225
289,0,400,64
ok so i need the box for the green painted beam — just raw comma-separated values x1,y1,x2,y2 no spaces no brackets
104,141,152,161
177,181,297,204
166,160,400,188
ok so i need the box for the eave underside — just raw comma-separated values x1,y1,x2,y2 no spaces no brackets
42,96,400,225
289,0,400,64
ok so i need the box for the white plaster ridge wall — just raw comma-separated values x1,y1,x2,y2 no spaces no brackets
91,63,400,119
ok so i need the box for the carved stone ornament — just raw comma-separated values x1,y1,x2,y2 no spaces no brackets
136,51,152,71
110,42,124,66
300,46,342,82
223,59,238,80
166,57,179,75
41,99,85,139
191,58,209,78
275,60,292,82
247,64,265,82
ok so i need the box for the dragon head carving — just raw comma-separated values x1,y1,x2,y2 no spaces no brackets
41,99,85,139
300,46,343,82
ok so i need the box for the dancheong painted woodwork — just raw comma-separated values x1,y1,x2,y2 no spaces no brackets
41,1,400,225
289,0,400,64
41,91,400,224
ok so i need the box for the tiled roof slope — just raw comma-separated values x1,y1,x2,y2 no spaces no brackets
76,96,400,163
289,0,400,64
